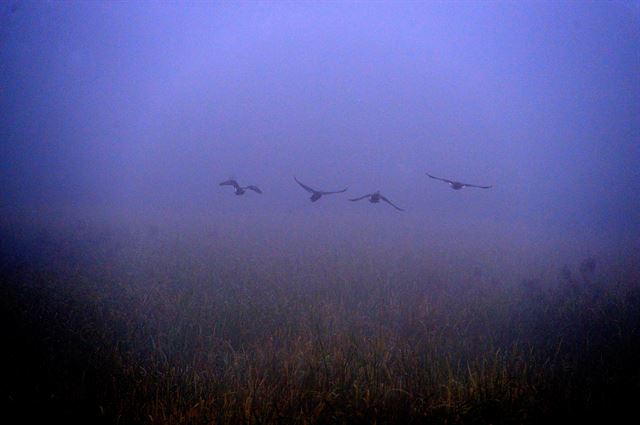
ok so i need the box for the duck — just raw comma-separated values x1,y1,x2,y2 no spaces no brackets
294,176,347,202
426,173,492,190
219,179,263,195
349,191,404,211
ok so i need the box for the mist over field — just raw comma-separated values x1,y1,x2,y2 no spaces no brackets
1,1,639,424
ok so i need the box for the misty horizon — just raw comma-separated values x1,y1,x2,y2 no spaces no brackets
2,1,639,265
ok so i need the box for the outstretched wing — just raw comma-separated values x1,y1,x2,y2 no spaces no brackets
319,187,348,195
461,183,492,189
294,176,317,194
219,179,240,190
245,185,263,194
379,194,404,211
426,173,454,185
349,194,371,202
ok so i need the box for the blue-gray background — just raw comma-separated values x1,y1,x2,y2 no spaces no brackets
1,1,638,265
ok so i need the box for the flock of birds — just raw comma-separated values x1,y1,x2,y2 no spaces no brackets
220,173,492,212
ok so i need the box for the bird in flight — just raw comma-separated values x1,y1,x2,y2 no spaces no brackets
426,173,492,190
294,176,347,202
349,191,404,211
219,179,263,195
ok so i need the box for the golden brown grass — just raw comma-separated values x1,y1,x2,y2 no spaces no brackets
1,222,638,424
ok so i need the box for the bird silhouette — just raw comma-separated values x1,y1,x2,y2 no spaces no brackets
219,179,263,195
349,191,404,211
426,173,492,190
294,176,347,202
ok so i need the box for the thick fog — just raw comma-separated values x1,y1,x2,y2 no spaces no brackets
1,1,639,263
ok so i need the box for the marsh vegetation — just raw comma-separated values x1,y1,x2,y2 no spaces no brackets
2,215,638,424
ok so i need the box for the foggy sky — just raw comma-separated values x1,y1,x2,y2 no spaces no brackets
1,1,639,257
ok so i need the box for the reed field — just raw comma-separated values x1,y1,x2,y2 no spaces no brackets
1,215,639,424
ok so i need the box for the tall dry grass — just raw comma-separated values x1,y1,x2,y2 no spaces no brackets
1,221,638,424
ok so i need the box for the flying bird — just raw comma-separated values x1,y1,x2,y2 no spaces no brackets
426,173,492,190
294,176,347,202
349,191,404,211
219,179,263,195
